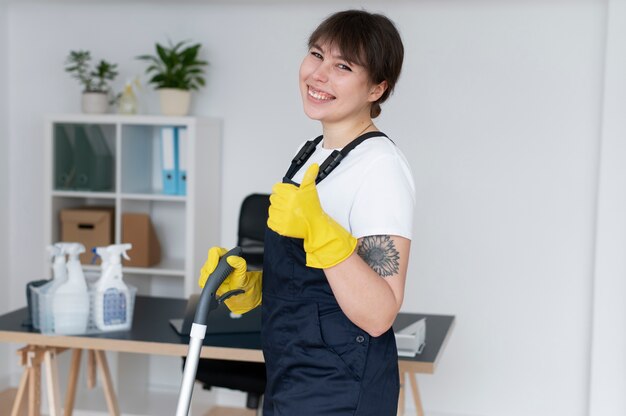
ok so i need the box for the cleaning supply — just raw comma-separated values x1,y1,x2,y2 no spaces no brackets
94,245,112,270
93,243,132,331
24,279,48,328
52,243,90,335
34,243,70,330
86,245,112,289
48,243,69,284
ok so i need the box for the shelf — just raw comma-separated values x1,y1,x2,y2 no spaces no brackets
52,190,117,199
124,257,186,276
121,192,186,202
46,113,197,126
82,257,185,277
45,115,222,296
51,191,185,202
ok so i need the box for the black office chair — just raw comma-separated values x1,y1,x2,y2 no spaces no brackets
193,194,270,410
236,193,271,271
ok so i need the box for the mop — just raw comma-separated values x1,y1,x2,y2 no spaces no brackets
175,247,244,416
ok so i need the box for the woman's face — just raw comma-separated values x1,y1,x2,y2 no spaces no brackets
299,41,385,126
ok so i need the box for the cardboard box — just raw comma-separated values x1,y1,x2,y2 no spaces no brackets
121,213,161,267
60,207,115,264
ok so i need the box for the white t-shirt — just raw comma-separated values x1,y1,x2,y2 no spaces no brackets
290,135,416,240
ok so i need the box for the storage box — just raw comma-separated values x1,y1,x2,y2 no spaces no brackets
60,207,115,264
121,213,162,267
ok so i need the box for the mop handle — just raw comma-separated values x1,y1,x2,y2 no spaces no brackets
194,246,242,326
175,246,242,416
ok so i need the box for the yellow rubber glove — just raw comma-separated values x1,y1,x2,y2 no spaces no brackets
198,246,262,314
267,163,357,268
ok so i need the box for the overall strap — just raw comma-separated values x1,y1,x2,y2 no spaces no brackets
284,135,323,180
283,131,388,184
316,131,388,183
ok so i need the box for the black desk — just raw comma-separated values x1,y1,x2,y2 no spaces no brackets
0,296,455,415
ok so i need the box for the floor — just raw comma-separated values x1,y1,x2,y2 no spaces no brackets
0,387,418,416
0,388,24,415
0,387,258,416
205,407,257,416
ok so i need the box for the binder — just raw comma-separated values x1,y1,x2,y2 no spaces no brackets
73,125,91,189
54,125,74,189
161,127,178,194
73,125,113,191
85,125,113,190
177,127,187,195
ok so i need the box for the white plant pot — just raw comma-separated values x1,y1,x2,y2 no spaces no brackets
159,88,191,116
81,92,109,114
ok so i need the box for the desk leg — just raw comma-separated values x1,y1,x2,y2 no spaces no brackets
43,349,62,416
13,347,43,416
12,347,67,416
10,369,29,416
27,351,41,416
87,350,96,389
94,350,120,416
64,349,83,416
407,372,424,416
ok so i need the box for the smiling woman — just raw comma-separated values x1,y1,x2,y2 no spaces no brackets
302,9,404,122
199,9,415,416
299,41,382,130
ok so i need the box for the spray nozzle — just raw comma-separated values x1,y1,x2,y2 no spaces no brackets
92,246,111,265
63,243,86,260
48,242,82,262
46,244,68,270
105,243,133,264
47,242,74,281
47,244,63,260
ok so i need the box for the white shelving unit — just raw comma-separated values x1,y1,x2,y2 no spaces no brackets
44,114,222,297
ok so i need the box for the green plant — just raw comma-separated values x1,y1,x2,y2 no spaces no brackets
137,40,207,91
65,50,119,93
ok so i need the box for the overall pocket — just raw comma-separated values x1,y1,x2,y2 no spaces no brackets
317,306,370,381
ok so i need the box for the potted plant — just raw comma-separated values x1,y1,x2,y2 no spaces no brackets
137,40,207,116
65,50,119,114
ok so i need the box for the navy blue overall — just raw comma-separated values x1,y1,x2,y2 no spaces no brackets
261,133,400,415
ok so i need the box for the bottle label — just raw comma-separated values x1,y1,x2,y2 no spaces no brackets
103,288,127,325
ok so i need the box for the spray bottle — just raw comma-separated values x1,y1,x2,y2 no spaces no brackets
47,242,80,289
86,245,112,289
48,244,68,283
34,243,70,330
27,243,67,329
52,243,90,335
94,243,132,331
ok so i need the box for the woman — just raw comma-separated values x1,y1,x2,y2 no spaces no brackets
200,9,415,415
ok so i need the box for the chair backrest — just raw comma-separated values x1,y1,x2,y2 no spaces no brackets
237,193,270,270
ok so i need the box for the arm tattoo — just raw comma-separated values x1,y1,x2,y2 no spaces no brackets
357,235,400,278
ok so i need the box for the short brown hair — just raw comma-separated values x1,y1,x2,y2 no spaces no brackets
308,9,404,118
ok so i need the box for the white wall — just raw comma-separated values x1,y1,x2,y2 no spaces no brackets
2,1,610,415
588,0,626,414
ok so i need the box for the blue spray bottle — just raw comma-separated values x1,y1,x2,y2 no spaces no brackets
94,243,132,331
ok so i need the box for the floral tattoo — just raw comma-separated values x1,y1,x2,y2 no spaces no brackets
357,235,400,278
